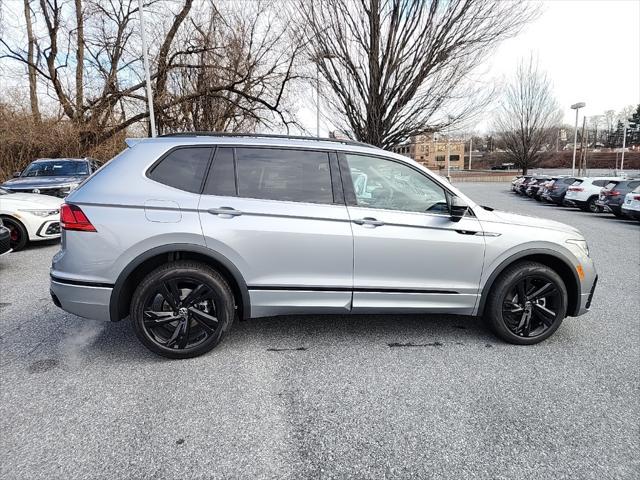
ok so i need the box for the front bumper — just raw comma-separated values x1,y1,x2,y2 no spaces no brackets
50,276,112,321
576,275,598,316
35,220,61,239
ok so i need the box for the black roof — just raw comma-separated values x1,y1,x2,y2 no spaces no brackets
158,131,378,149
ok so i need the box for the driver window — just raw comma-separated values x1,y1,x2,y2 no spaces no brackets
344,154,448,214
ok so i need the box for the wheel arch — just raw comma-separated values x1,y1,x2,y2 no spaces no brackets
109,244,251,322
477,249,581,318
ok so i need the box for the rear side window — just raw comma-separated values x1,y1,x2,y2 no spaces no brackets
563,177,577,184
203,148,236,196
149,147,212,193
627,181,640,190
235,148,333,204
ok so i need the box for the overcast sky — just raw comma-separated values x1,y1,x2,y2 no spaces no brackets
305,0,640,136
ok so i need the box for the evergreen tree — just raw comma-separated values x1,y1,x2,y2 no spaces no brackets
627,104,640,146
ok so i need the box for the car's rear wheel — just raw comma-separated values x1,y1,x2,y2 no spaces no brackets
582,196,601,213
485,261,567,345
131,261,235,359
1,217,28,251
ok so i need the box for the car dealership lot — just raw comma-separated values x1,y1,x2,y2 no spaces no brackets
1,183,638,479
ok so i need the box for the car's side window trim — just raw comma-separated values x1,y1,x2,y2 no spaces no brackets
328,151,345,205
337,151,357,206
201,147,240,197
200,146,218,194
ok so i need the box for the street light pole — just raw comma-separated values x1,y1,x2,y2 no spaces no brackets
446,125,451,181
316,63,320,137
468,136,473,170
314,53,337,138
570,102,585,176
621,125,627,171
138,0,156,137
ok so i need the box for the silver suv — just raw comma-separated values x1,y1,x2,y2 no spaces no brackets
50,134,597,358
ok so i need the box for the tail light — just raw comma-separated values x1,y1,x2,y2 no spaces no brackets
568,187,584,192
609,190,621,196
634,195,640,200
60,204,97,232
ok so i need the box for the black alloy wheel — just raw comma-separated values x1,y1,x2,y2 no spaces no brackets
131,261,235,358
486,261,567,345
501,275,563,338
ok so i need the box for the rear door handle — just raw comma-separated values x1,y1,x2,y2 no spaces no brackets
208,207,242,218
353,217,384,227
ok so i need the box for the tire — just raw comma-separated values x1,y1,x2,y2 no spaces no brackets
583,196,601,213
1,217,28,251
130,261,235,359
485,261,568,345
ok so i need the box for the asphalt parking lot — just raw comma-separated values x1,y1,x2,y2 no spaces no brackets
1,182,638,480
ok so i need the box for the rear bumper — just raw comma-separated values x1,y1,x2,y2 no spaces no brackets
621,208,640,219
50,276,112,321
563,198,586,207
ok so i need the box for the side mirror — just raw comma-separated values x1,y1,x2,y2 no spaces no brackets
13,171,21,178
449,196,468,222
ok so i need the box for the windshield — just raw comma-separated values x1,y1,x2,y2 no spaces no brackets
22,160,89,177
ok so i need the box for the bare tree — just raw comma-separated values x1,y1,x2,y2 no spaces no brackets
0,0,302,148
494,57,562,174
23,0,41,123
295,0,538,148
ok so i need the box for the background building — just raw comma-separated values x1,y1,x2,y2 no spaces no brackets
392,133,465,171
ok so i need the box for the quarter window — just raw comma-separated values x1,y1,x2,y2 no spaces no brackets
235,148,333,204
149,147,212,193
344,154,448,214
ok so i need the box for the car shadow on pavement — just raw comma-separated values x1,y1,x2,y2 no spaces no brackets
86,313,499,362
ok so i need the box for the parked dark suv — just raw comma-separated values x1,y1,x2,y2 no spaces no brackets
596,179,640,218
1,158,101,198
542,177,577,205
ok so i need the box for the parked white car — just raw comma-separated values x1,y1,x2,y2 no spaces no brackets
621,185,640,221
564,177,622,213
0,187,63,250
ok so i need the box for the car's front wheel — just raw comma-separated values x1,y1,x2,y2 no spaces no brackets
485,261,568,345
130,261,235,359
1,217,28,251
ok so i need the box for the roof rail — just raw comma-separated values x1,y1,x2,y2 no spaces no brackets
157,131,379,149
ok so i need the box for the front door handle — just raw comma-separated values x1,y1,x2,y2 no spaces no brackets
353,217,384,227
208,207,242,218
